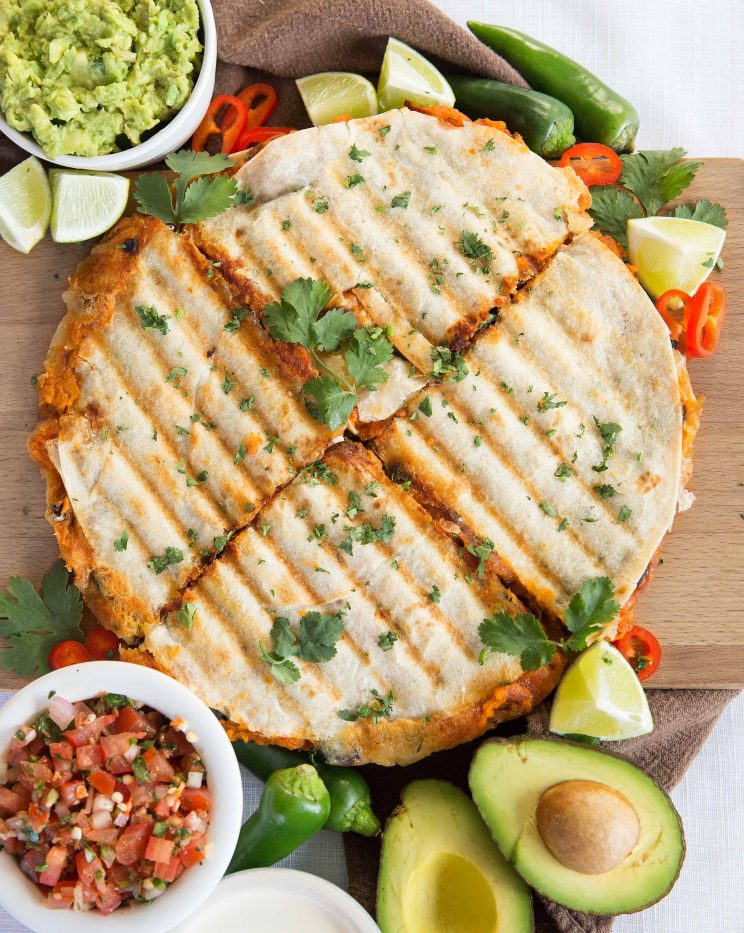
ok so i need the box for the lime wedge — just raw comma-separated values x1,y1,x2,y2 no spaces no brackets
296,72,379,126
627,216,726,300
549,641,653,741
377,37,455,111
0,156,51,254
50,170,130,243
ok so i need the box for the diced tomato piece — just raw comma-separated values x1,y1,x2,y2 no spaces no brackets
180,787,212,812
180,752,205,775
3,836,26,855
107,754,133,775
59,780,88,807
7,735,44,765
85,625,120,661
94,882,124,916
75,744,105,771
156,853,183,882
17,759,53,789
100,732,141,758
64,714,116,748
38,845,68,887
85,827,120,845
49,741,74,774
47,880,76,909
115,706,155,736
20,847,47,881
87,770,116,796
162,726,195,757
115,822,153,866
145,834,175,864
11,782,31,809
142,747,175,783
75,851,104,886
180,838,206,868
0,786,26,816
27,802,49,833
108,862,134,890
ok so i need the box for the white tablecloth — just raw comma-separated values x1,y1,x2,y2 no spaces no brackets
1,3,741,930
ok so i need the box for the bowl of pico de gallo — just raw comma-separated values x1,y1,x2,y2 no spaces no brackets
0,661,242,933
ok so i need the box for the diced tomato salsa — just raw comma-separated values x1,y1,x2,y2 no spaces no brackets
0,694,210,914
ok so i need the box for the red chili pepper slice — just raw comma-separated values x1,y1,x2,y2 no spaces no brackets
559,142,623,186
685,282,726,359
613,625,661,681
655,289,692,341
48,640,92,670
232,126,295,152
85,625,120,661
192,94,247,154
237,84,278,129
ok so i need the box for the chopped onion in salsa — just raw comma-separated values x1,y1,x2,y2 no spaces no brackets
0,694,211,914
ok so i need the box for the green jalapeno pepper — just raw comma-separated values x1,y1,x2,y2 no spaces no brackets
232,740,381,837
446,75,575,158
226,764,330,873
468,22,639,152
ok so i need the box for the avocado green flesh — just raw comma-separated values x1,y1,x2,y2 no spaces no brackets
377,780,532,933
469,737,685,915
0,0,202,158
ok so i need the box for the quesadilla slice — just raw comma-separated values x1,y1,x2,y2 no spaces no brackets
29,216,338,638
144,441,565,766
374,234,685,631
193,108,591,373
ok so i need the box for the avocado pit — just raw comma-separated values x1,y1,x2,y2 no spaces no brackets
536,779,640,874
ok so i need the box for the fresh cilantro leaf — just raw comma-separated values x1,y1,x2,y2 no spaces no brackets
135,304,169,335
339,514,396,554
304,375,357,430
338,689,395,724
349,144,370,162
391,191,411,209
620,148,701,216
419,396,433,417
429,346,469,382
264,278,334,348
165,150,235,178
344,327,393,389
537,392,566,412
271,617,299,659
670,199,728,229
314,197,329,213
346,491,364,519
224,307,249,333
593,484,617,499
595,418,622,448
147,547,184,575
179,174,238,224
564,577,620,651
0,562,85,677
346,174,365,188
298,611,345,662
312,307,359,352
269,657,301,684
176,602,197,629
587,187,643,248
617,505,632,524
114,531,129,552
378,631,398,651
458,230,493,268
479,612,555,671
235,188,254,207
133,173,177,225
465,538,494,578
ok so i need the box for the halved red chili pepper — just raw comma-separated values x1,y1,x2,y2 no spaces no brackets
686,282,726,359
192,94,247,154
612,625,661,681
655,289,691,342
237,84,278,129
559,142,622,186
233,126,295,152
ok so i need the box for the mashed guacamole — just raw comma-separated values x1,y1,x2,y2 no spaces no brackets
0,0,202,158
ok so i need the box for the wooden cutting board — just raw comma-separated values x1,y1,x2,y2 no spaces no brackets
0,159,742,689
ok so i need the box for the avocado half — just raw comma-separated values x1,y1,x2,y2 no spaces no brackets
377,780,533,933
469,736,685,915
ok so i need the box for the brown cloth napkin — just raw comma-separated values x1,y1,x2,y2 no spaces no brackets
0,2,738,929
344,689,737,933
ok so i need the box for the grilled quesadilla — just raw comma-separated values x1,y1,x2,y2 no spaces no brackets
30,216,337,638
143,441,565,766
193,108,591,373
373,234,685,629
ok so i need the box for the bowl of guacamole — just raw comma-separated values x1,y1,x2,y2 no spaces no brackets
0,0,217,169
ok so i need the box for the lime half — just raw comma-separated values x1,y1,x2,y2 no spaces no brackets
50,170,130,243
0,156,51,254
549,641,653,741
296,72,378,126
627,216,725,300
377,37,455,111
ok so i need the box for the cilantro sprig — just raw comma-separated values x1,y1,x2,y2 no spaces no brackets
264,277,394,429
260,611,346,684
338,689,396,724
0,562,85,677
588,148,727,248
134,150,239,227
479,577,620,671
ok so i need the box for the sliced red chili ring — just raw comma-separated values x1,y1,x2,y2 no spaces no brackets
48,640,92,670
655,289,692,341
192,94,247,154
685,282,726,359
558,142,623,186
233,126,295,152
237,84,278,129
612,625,661,681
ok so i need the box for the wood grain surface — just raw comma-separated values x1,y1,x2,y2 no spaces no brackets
0,159,741,689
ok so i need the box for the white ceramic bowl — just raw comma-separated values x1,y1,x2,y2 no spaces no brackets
176,868,381,933
0,661,243,933
0,0,216,171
